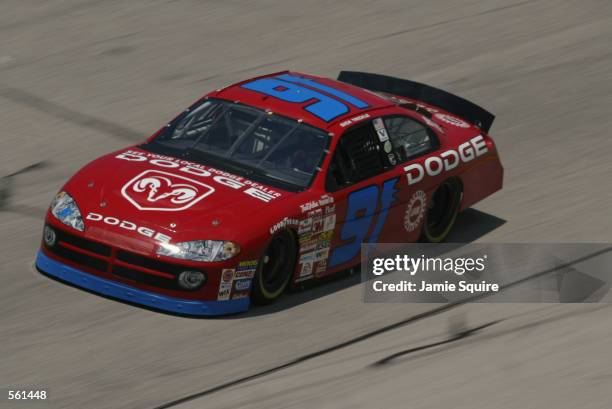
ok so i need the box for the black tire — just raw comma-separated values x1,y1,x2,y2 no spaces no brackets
421,179,462,243
251,230,298,305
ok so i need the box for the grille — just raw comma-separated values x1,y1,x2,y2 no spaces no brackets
111,265,181,291
44,225,203,291
55,228,112,257
116,250,184,275
51,244,109,272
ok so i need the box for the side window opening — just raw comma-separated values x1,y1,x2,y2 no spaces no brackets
325,122,387,191
383,116,438,162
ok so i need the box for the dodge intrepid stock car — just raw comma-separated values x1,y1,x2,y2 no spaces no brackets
35,71,503,315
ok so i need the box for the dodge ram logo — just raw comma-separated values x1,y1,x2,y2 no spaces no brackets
121,170,214,211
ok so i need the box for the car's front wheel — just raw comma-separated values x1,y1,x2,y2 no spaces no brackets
421,179,462,243
251,230,298,305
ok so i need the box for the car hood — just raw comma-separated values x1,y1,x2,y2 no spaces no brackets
61,148,297,249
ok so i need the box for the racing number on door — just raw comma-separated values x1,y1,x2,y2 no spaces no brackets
241,73,369,121
329,178,399,267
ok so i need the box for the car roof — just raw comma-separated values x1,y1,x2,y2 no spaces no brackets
211,71,394,130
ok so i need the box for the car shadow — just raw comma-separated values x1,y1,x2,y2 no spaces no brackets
446,208,506,242
233,208,506,318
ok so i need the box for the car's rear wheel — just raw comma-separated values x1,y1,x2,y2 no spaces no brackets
421,179,462,243
251,230,298,305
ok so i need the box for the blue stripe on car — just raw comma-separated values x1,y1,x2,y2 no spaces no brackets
35,251,250,316
241,74,369,122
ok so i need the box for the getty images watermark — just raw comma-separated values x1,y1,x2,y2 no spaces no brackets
371,252,497,294
361,243,612,303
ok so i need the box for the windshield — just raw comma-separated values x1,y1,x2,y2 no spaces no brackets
141,99,330,191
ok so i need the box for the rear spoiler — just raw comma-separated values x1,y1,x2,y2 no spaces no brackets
337,71,495,133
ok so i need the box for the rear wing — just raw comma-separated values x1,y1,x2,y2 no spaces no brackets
337,71,495,133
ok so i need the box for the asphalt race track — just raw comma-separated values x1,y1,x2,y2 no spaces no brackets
1,1,612,408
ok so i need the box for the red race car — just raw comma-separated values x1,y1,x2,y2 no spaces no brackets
36,71,503,315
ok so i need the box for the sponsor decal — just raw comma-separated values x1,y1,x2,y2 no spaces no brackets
435,113,470,128
316,240,330,250
234,279,252,292
403,135,488,186
299,251,315,278
319,195,334,206
270,217,299,235
300,261,313,278
121,170,214,212
300,194,335,213
116,151,281,202
217,285,231,301
232,291,249,300
221,269,235,283
299,251,315,263
234,269,256,279
311,215,324,234
218,268,235,301
323,214,336,232
86,212,172,243
235,260,257,279
339,113,371,128
298,218,313,235
299,222,334,254
296,195,336,277
308,208,323,218
377,127,389,142
404,190,427,232
300,237,318,253
300,202,319,213
314,247,330,262
314,259,327,275
383,141,393,153
319,231,334,241
372,118,389,142
238,260,258,268
299,233,313,244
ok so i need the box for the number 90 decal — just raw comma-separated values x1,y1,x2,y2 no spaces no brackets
241,73,369,122
329,178,399,267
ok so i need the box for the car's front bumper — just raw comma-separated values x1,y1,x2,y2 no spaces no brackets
36,250,250,316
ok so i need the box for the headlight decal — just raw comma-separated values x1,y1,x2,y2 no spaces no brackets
157,240,241,262
50,191,85,231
